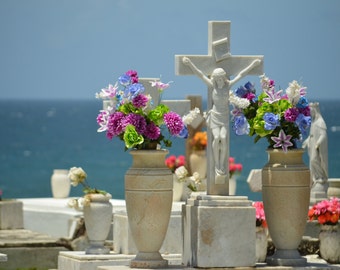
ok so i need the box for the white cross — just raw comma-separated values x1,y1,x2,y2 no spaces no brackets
138,78,191,116
175,21,264,196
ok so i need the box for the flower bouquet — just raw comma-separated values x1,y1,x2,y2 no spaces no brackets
308,197,340,263
165,155,186,174
190,131,207,151
96,70,197,150
253,201,267,228
229,157,242,178
230,75,311,151
308,197,340,225
67,167,111,210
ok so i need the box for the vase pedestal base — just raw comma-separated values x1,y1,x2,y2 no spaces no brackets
130,252,168,268
182,193,256,268
86,242,110,255
266,249,307,266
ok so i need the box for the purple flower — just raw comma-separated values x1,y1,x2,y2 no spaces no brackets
106,112,126,139
122,113,146,134
132,94,149,108
295,114,311,136
284,108,300,122
271,129,293,152
263,88,282,104
126,70,138,83
144,122,160,140
163,112,184,136
232,115,250,135
96,110,109,132
299,106,311,116
263,113,280,130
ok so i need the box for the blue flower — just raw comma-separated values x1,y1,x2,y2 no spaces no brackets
263,113,280,130
118,74,131,86
296,96,309,109
295,113,311,136
127,83,145,99
177,126,188,139
235,85,247,98
233,115,250,135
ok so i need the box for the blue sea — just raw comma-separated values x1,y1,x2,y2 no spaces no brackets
0,100,339,202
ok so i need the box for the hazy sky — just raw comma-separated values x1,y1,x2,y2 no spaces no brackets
1,0,339,101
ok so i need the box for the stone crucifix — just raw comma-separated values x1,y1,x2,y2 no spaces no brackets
175,21,264,195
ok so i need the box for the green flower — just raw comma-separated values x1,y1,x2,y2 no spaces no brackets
123,124,144,149
147,104,169,125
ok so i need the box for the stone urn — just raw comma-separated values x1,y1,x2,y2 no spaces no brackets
262,149,310,266
125,149,173,268
83,193,113,254
51,169,70,198
189,150,207,179
319,224,340,264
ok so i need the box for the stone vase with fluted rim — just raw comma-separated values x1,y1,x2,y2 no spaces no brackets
319,224,340,264
83,193,113,255
262,149,310,266
125,149,173,268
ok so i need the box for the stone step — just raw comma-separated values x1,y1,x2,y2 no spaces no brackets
0,229,68,270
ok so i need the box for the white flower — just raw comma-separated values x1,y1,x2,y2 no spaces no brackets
174,166,188,180
229,91,250,109
182,107,200,125
286,80,307,105
68,167,87,187
190,172,201,185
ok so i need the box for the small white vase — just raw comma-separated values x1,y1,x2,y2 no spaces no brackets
229,175,237,195
256,226,268,263
319,224,340,264
83,193,113,254
189,150,207,179
51,169,70,198
173,174,185,201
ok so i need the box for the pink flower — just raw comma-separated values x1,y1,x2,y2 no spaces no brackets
271,129,293,152
106,112,125,139
163,112,184,136
122,113,146,134
144,122,160,140
132,94,149,108
284,108,300,122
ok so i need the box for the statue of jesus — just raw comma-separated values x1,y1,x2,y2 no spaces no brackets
182,57,261,183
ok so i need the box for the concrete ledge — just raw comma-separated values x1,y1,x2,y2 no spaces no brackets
96,255,339,270
58,251,181,270
0,229,67,270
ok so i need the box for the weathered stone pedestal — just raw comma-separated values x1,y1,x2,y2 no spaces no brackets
182,193,256,268
0,200,23,229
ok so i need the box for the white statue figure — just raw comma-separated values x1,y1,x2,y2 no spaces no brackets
303,102,328,189
182,57,261,182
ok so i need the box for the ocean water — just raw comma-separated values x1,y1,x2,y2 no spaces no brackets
0,99,339,201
